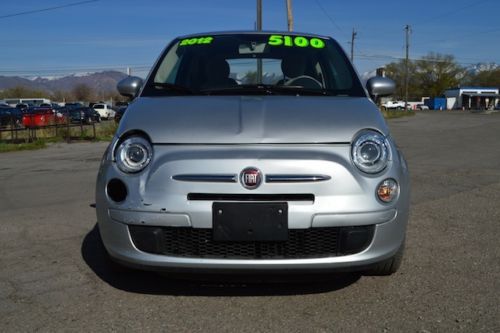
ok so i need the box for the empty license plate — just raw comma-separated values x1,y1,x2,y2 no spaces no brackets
212,202,288,242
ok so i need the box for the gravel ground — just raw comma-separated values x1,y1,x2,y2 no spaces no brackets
0,111,499,332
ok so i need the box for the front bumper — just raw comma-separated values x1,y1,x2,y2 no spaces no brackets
96,143,410,272
98,207,407,272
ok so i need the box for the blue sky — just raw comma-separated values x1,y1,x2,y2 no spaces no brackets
0,0,499,77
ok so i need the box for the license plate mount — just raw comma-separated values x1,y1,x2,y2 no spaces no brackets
212,202,288,242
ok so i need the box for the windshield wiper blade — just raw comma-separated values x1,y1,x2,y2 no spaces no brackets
200,85,267,95
153,82,195,94
200,85,337,96
269,85,337,96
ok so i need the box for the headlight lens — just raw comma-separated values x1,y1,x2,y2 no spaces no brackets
351,130,389,173
115,136,152,173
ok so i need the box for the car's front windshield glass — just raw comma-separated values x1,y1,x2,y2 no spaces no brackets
143,33,365,97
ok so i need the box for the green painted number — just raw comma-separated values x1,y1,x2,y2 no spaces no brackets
268,35,283,46
294,36,308,47
200,36,213,44
179,36,214,46
284,36,293,46
310,38,325,49
267,35,326,49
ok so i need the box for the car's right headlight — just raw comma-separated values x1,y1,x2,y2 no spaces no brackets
115,135,153,173
351,130,389,174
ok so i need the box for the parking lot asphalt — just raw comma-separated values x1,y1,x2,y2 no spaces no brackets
0,111,499,332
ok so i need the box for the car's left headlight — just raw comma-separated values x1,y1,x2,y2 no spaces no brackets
115,135,153,173
351,130,389,174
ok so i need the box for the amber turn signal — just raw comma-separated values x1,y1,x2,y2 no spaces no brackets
377,179,399,203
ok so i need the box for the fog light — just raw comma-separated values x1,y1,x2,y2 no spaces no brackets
107,178,127,203
339,226,375,255
377,179,398,203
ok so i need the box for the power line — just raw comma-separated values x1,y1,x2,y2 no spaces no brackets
411,27,500,47
0,0,99,19
313,0,345,35
413,0,494,26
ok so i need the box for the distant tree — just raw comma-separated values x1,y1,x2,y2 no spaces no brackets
384,60,420,100
108,92,128,104
51,90,73,103
72,83,94,102
463,68,500,88
383,52,466,99
414,53,465,97
0,86,47,99
242,70,258,84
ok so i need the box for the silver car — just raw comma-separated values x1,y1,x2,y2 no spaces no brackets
96,31,409,276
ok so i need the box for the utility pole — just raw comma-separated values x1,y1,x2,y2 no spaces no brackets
350,28,357,63
256,0,262,31
256,0,263,83
404,24,411,112
286,0,293,32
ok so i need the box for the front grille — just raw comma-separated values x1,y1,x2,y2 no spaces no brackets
129,225,374,259
187,193,314,202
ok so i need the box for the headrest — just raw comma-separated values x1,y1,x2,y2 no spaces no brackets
205,58,230,78
281,54,307,78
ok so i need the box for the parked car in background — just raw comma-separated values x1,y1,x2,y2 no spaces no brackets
22,106,66,127
115,101,129,108
93,103,115,120
16,103,31,114
114,106,127,123
382,100,407,110
416,104,429,110
68,107,101,124
64,102,84,110
0,105,23,127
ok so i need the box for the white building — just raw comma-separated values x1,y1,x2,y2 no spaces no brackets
444,87,499,110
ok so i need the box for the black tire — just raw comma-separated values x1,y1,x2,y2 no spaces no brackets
365,240,405,276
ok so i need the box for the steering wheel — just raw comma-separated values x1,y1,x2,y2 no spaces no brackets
284,75,323,89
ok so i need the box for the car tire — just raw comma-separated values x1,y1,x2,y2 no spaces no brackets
365,240,405,276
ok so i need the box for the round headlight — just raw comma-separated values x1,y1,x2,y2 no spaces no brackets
352,130,389,173
115,136,152,173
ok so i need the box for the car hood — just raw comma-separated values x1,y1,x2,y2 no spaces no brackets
118,96,388,144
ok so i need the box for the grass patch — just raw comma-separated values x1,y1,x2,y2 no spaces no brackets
95,121,118,141
0,139,47,153
382,109,416,119
0,121,118,153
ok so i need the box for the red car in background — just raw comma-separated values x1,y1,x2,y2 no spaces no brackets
22,107,67,128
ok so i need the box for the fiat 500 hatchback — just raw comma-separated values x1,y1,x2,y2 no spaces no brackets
96,31,410,275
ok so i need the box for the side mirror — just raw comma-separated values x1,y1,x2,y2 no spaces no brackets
117,76,143,99
366,76,396,101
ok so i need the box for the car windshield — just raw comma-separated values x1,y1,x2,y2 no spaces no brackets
143,33,365,97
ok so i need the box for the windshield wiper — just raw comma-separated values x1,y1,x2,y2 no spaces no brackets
200,84,337,96
267,85,338,96
153,82,195,95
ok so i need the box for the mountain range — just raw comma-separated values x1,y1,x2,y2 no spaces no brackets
0,62,497,95
0,71,128,95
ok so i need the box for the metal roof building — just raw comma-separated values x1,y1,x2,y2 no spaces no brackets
444,87,499,110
